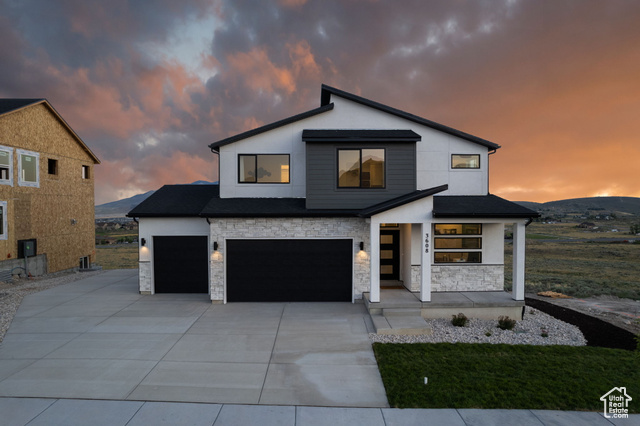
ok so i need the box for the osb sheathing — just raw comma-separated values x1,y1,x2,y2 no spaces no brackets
0,103,98,273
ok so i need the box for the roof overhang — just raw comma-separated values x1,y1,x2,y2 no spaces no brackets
320,84,501,151
209,103,334,150
302,129,421,143
360,185,449,217
433,195,540,219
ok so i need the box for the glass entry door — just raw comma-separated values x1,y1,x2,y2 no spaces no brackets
380,230,400,280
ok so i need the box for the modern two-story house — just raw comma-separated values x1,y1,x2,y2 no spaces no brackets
129,84,538,320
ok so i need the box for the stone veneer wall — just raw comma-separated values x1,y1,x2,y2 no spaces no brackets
411,264,504,292
209,217,370,301
139,261,152,293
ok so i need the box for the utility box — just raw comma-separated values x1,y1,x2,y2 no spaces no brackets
18,239,37,258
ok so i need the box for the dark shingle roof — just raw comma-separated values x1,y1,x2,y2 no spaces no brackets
360,185,449,217
320,85,501,150
433,195,540,218
128,187,537,220
208,103,334,150
127,185,220,217
200,197,360,217
302,129,421,143
0,99,45,115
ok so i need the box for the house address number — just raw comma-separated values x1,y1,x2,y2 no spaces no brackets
425,233,429,253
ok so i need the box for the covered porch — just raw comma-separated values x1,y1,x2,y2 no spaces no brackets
362,193,538,334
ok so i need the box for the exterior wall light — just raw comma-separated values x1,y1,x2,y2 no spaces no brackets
359,241,364,251
141,238,146,247
213,241,219,251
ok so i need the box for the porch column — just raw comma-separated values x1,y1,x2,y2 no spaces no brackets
512,221,526,300
419,221,432,302
370,223,381,303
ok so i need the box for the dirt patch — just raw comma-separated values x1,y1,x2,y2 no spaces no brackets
526,297,637,351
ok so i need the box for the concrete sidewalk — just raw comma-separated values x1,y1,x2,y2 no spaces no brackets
2,397,638,426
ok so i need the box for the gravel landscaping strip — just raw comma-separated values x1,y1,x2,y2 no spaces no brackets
369,307,587,346
0,270,105,343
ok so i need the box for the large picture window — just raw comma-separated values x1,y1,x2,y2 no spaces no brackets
238,154,290,183
17,149,39,187
338,148,385,188
451,154,480,169
0,146,13,186
434,223,482,263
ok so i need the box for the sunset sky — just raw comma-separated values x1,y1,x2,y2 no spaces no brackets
1,0,638,205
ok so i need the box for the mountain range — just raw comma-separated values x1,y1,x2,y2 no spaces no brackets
95,181,216,218
96,185,640,218
515,196,640,216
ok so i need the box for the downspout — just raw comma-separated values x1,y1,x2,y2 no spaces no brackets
210,147,220,185
487,149,497,194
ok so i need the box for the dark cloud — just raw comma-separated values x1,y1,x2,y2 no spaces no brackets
1,0,639,203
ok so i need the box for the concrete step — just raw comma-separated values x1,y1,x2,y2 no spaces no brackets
382,308,422,317
369,313,433,336
381,315,433,336
370,314,392,334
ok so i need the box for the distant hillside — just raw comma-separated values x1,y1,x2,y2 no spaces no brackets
515,197,640,216
96,181,217,218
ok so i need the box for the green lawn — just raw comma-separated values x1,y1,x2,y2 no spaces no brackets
373,343,639,411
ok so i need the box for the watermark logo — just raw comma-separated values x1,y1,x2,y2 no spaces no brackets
600,387,632,419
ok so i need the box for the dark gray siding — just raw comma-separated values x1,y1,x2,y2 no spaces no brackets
305,142,416,209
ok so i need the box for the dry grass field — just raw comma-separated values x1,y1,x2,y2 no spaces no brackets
95,244,138,269
506,221,640,300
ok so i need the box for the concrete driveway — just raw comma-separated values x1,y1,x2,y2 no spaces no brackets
0,270,388,407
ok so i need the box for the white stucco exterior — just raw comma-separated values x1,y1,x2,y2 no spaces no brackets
219,96,489,199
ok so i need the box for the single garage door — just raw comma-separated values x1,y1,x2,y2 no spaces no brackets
153,236,208,293
227,239,352,302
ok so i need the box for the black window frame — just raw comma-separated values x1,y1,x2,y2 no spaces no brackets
337,148,386,189
237,154,291,184
451,154,481,169
433,223,483,264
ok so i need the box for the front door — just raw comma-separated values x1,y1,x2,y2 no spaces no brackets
380,230,400,280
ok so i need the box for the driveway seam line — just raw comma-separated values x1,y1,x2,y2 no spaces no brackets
257,302,286,404
120,296,212,401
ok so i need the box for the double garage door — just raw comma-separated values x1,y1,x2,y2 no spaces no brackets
154,237,353,302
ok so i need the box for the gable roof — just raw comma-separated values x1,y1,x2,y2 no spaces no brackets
360,185,448,217
208,103,334,150
0,98,100,164
207,84,501,151
320,85,501,150
128,184,221,217
433,194,540,218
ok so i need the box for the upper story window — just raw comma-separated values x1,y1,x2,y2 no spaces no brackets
238,154,290,183
82,165,90,179
451,154,480,169
338,148,385,188
0,146,13,186
17,149,39,188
